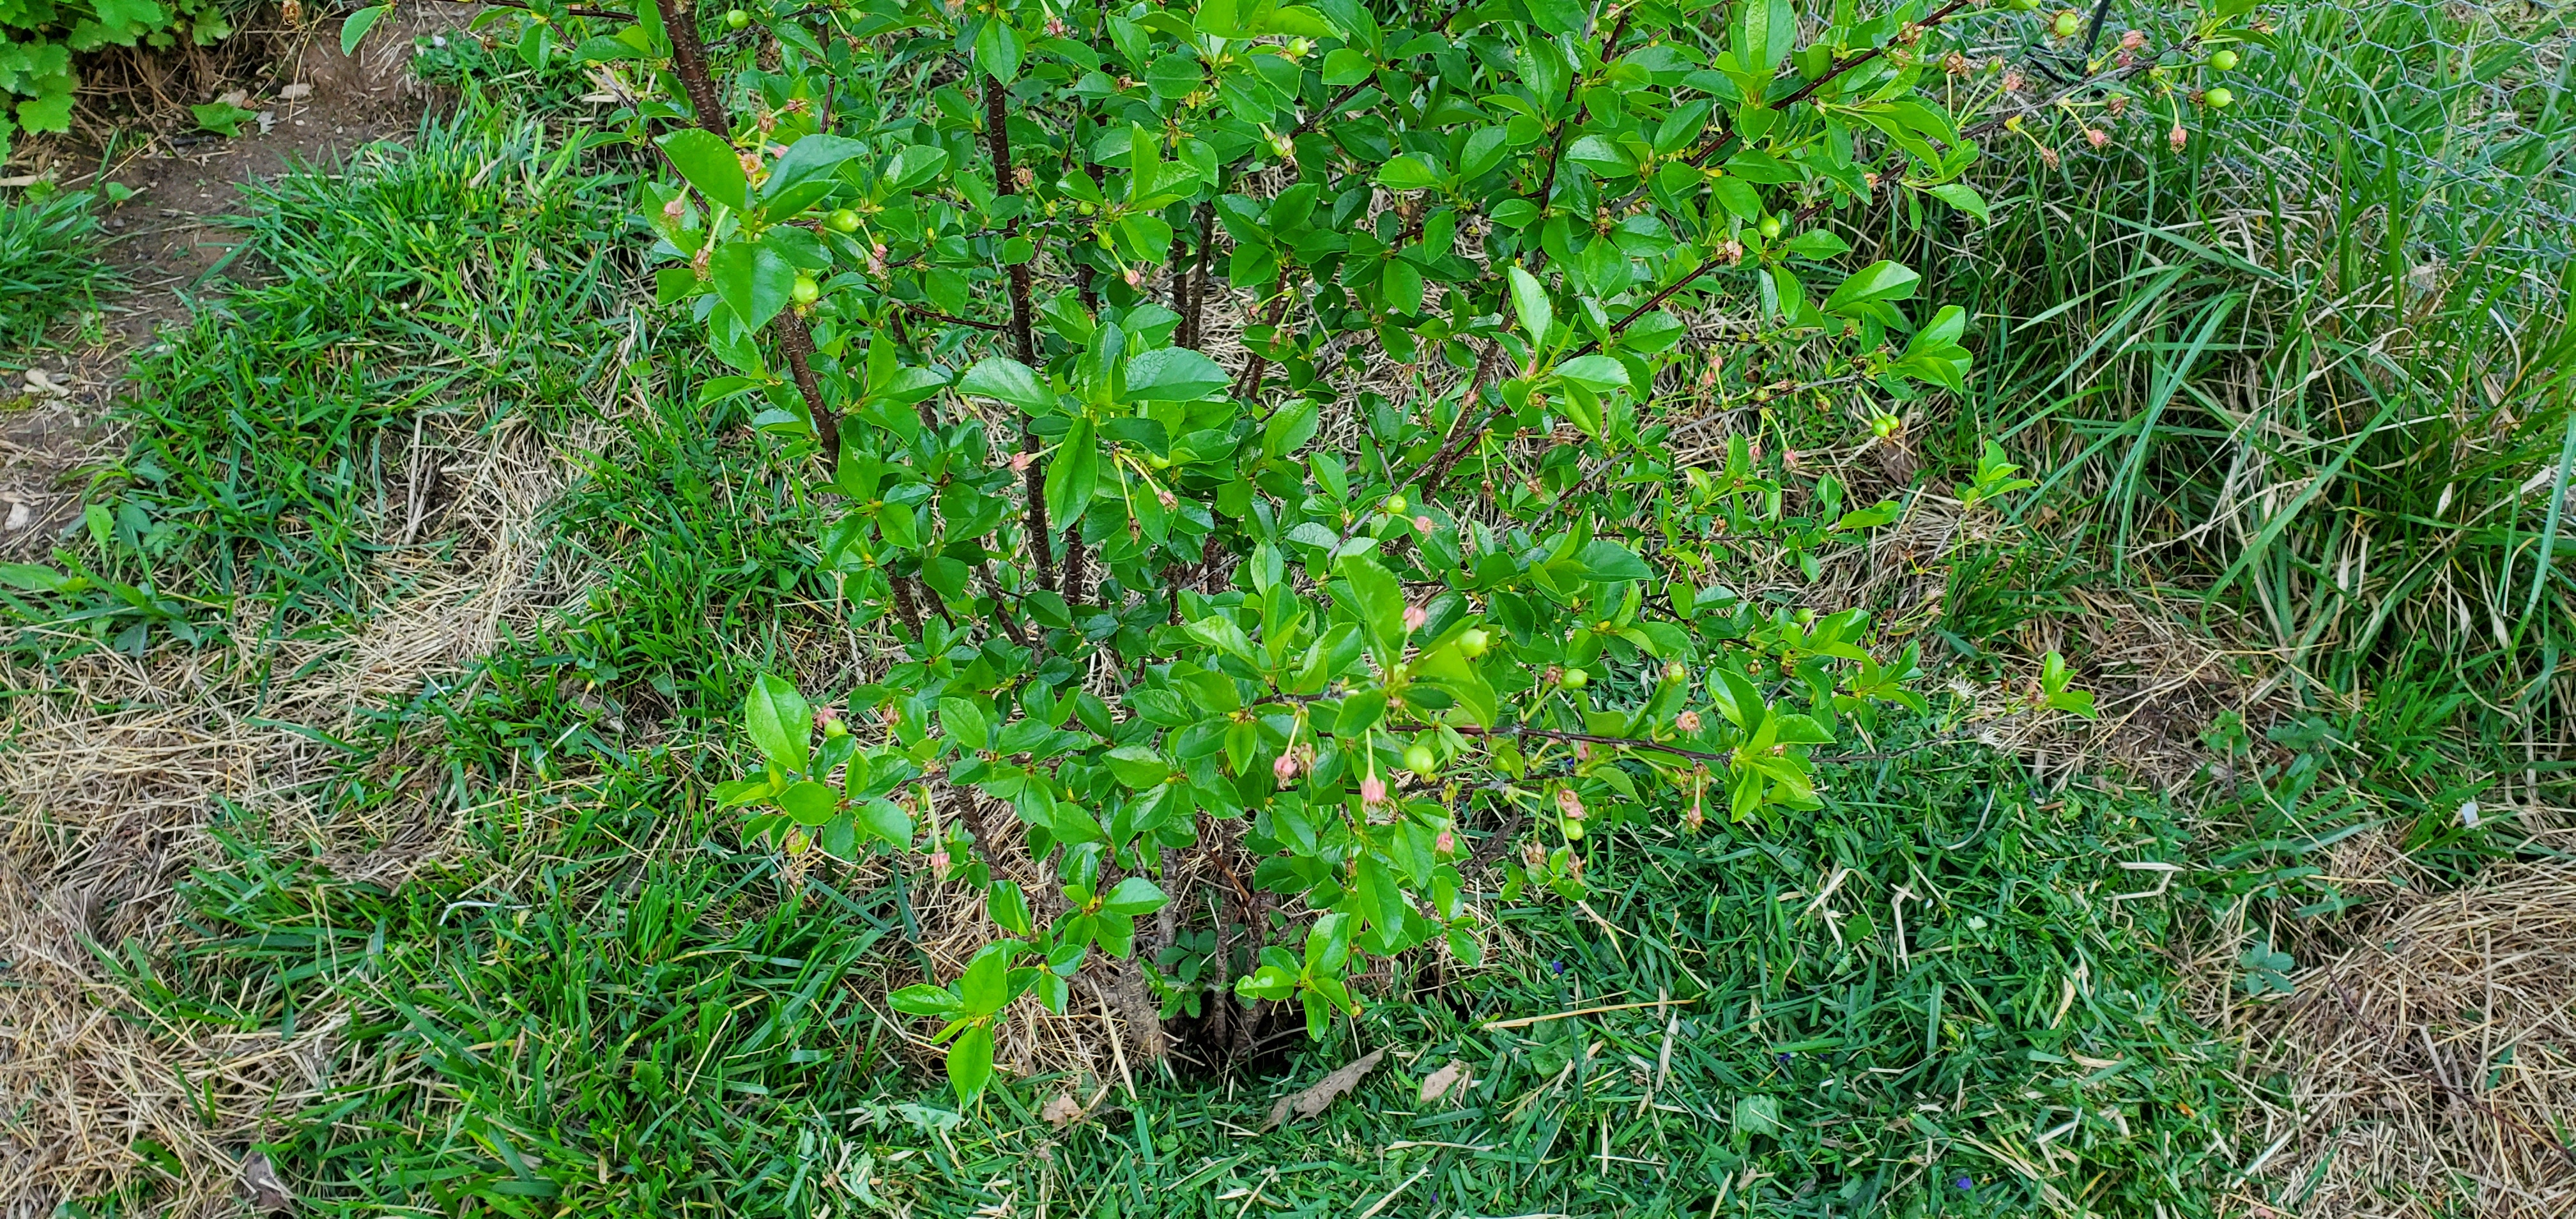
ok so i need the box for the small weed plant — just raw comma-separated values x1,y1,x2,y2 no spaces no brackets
392,0,2263,1103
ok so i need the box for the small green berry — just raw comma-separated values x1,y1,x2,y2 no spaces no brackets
826,208,861,233
2209,49,2239,72
1384,493,1408,514
1562,668,1589,690
1457,627,1491,657
1871,413,1901,439
790,274,820,305
2051,10,2081,37
725,8,750,28
1404,744,1438,776
2205,86,2235,109
1758,215,1782,239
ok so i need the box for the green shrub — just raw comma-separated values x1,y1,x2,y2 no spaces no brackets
0,0,241,162
358,0,2284,1114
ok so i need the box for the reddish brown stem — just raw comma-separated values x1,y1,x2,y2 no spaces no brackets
774,311,842,465
983,72,1057,594
653,0,729,136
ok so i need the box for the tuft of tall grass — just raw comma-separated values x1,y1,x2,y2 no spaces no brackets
1880,0,2575,824
0,186,119,352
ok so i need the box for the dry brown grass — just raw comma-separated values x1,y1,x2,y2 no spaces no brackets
0,415,592,1218
2218,853,2576,1218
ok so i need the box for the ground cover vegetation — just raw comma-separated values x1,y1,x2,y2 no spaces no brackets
1,0,2570,1215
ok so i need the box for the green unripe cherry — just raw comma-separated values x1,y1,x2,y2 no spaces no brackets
826,208,861,233
790,274,820,305
1457,627,1491,657
824,718,850,739
2205,86,2235,109
2209,49,2239,72
725,8,751,27
1758,215,1783,239
2051,10,2080,37
1870,413,1901,439
1562,667,1589,689
1404,743,1438,776
1384,493,1408,514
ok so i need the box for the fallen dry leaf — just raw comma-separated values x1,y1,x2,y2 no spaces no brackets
1040,1092,1086,1128
1418,1058,1472,1104
279,82,314,101
241,1151,293,1211
1264,1046,1385,1129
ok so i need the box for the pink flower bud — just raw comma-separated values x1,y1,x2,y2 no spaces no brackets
1574,742,1590,761
1273,753,1300,785
1413,515,1434,533
2086,128,2111,148
1676,710,1702,733
1010,452,1033,473
1403,604,1428,632
662,196,686,223
2168,124,2189,151
1436,827,1456,854
1361,776,1388,806
1123,268,1144,288
1555,788,1586,820
2120,28,2147,50
813,705,844,730
2003,70,2026,93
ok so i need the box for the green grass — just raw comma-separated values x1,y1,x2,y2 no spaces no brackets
0,185,118,353
3,100,641,663
135,696,2242,1216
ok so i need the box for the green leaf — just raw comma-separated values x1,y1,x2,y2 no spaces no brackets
1554,354,1631,393
340,3,390,55
0,562,76,593
889,985,963,1017
1507,265,1552,350
190,102,256,137
1733,0,1795,76
1924,182,1990,223
1338,553,1407,669
1820,260,1921,313
1576,540,1653,581
657,128,750,210
885,144,951,192
1124,348,1228,401
1100,877,1168,916
1377,154,1441,191
1321,47,1374,86
1045,418,1098,529
746,675,811,773
779,780,839,826
958,356,1054,415
1104,745,1172,788
974,17,1024,83
854,798,914,848
709,240,796,330
939,696,992,751
1563,134,1635,178
946,1022,996,1101
960,948,1012,1016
